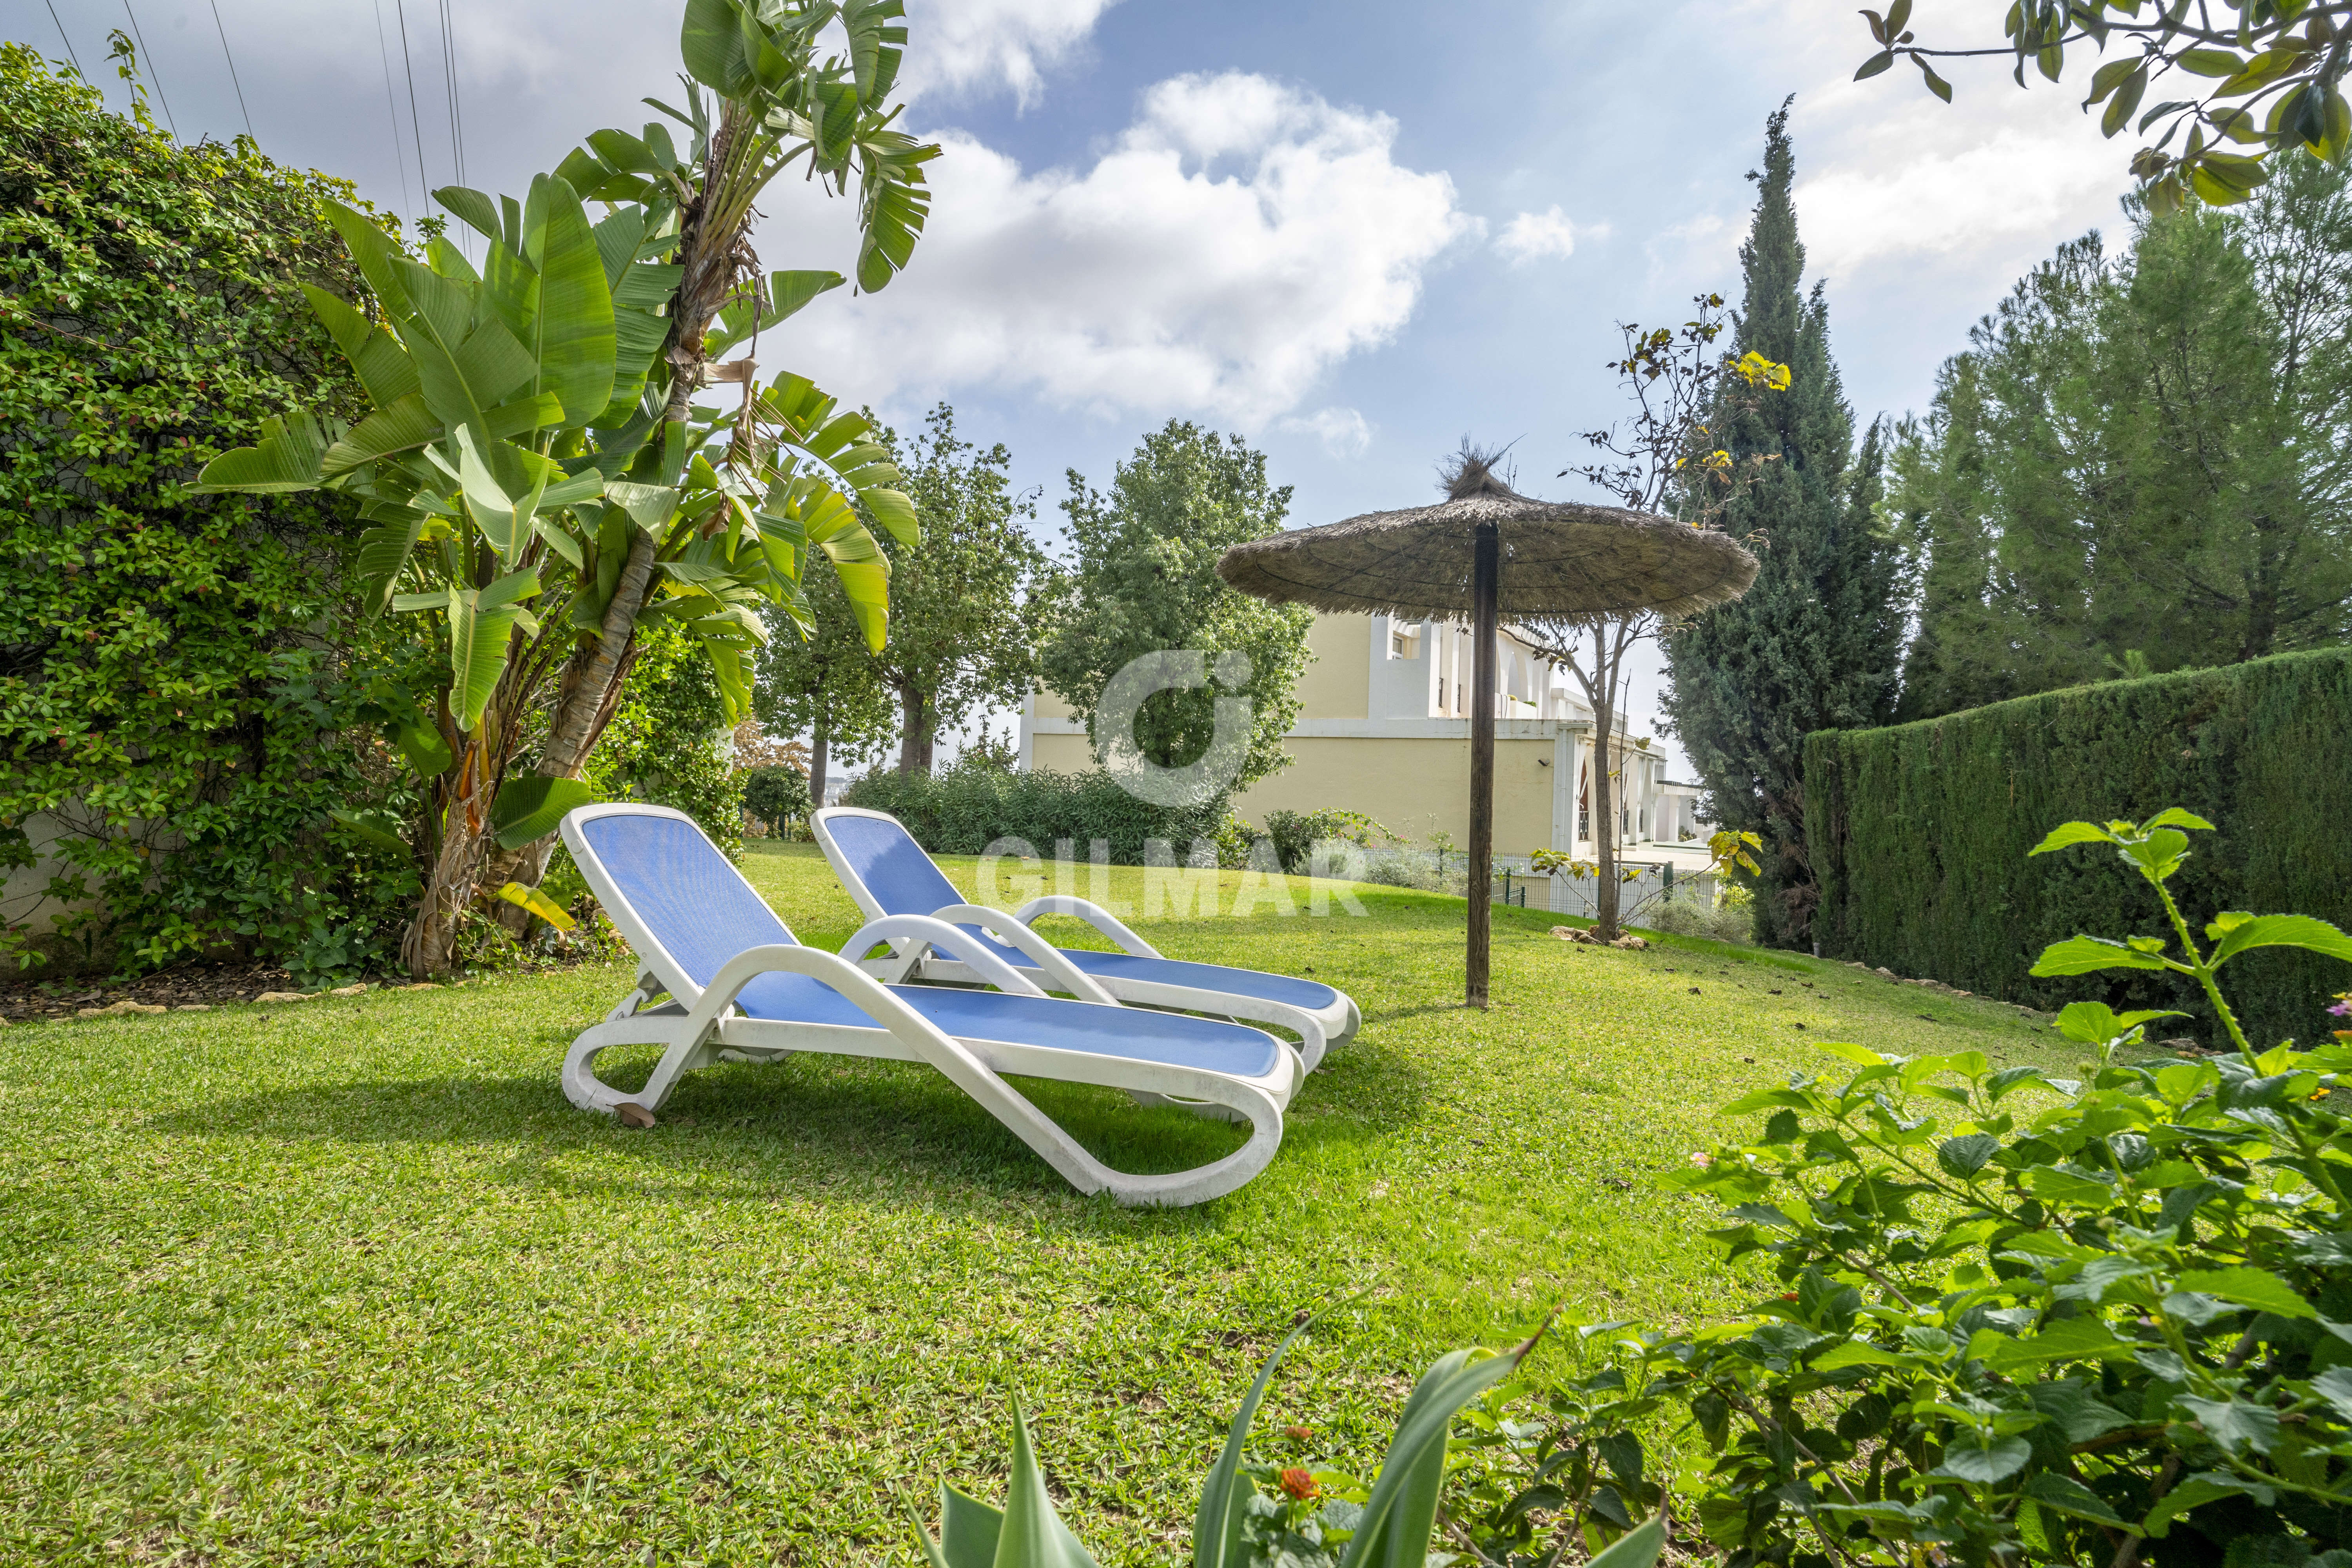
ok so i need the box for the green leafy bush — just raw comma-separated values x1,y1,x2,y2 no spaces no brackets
840,766,1231,864
1263,809,1388,875
0,44,414,979
1806,646,2352,1047
1467,809,2352,1565
583,624,742,860
1640,889,1755,946
915,1319,1665,1568
740,765,808,835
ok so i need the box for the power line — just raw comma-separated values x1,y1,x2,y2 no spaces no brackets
370,0,417,226
42,0,83,76
391,0,431,230
206,0,253,140
120,0,178,140
439,0,467,190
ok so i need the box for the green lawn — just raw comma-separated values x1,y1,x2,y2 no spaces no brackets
0,844,2074,1564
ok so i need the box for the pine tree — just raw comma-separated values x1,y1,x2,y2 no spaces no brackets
1661,101,1904,949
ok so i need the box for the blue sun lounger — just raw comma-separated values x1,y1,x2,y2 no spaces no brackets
558,803,1299,1206
811,806,1360,1070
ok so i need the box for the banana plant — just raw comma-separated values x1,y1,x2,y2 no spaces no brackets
195,0,935,976
914,1321,1668,1568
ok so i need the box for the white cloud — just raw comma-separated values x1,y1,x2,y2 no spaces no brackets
1281,407,1374,456
899,0,1121,107
781,72,1476,424
1493,205,1589,265
1692,0,2132,286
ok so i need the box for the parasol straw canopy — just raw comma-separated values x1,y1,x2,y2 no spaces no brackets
1214,465,1758,622
1215,457,1759,1011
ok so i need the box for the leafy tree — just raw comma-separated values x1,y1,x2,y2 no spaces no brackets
196,0,940,976
1851,0,2352,212
1039,421,1310,790
1660,103,1905,951
869,405,1057,774
755,561,894,807
581,622,741,857
1892,156,2352,719
0,42,426,981
1516,298,1791,942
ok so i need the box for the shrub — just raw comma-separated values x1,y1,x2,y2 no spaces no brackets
1264,808,1388,875
840,766,1231,864
0,44,414,980
914,1319,1666,1568
1455,808,2352,1565
583,624,742,860
740,765,808,834
1805,646,2352,1047
1641,889,1754,946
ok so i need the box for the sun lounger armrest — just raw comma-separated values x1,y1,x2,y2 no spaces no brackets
924,904,1122,1006
840,915,1050,998
1007,895,1163,959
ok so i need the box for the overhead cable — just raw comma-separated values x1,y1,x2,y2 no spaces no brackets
42,0,83,76
207,0,253,139
119,0,180,140
371,0,416,224
391,0,432,232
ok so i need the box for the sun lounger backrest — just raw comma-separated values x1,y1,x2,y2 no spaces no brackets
570,808,797,999
822,811,965,917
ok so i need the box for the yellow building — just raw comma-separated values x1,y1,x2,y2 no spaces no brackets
1017,612,1709,870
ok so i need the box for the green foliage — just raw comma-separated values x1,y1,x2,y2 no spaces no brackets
1807,645,2352,1050
1662,102,1906,952
867,404,1059,773
914,1323,1635,1568
1853,0,2352,213
840,766,1231,864
0,44,419,980
1892,161,2352,720
755,536,897,802
1039,421,1312,790
739,765,808,833
583,623,741,857
1494,809,2352,1565
1262,809,1389,876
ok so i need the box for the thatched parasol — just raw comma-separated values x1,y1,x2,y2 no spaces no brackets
1216,460,1757,1007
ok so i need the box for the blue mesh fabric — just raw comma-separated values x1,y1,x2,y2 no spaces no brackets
583,810,1280,1078
578,813,798,990
1056,949,1340,1010
825,811,1340,1013
826,813,965,916
724,972,1280,1078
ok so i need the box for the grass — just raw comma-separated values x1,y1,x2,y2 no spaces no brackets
0,843,2078,1565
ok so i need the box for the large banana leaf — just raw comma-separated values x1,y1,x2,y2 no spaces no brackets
488,776,595,849
193,412,336,493
519,174,617,424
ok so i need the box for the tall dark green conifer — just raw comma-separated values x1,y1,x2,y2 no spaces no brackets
1662,101,1905,949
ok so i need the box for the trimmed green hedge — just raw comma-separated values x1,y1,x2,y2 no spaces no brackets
840,766,1232,865
1805,647,2352,1049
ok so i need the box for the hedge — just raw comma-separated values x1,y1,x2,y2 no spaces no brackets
840,766,1233,865
1804,646,2352,1049
0,45,416,980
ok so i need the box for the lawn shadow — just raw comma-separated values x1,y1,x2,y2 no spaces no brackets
141,1032,1387,1221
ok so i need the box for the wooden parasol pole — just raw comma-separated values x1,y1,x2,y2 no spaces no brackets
1466,520,1499,1008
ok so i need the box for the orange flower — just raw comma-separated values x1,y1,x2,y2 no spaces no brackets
1284,1425,1313,1443
1278,1467,1319,1501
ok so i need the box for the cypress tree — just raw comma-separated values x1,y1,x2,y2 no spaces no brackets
1662,100,1904,949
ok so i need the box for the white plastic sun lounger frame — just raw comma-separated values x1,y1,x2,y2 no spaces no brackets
559,802,1299,1207
811,805,1360,1070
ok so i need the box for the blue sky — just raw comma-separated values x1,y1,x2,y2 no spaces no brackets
20,0,2138,762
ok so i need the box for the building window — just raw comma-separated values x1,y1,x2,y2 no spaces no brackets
1388,622,1421,660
